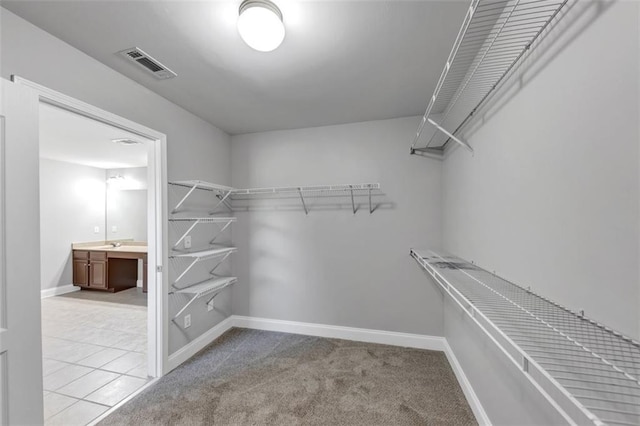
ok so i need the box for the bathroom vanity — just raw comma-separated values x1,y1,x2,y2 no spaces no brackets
72,241,148,292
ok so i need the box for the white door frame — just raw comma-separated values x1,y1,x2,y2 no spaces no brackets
12,76,169,378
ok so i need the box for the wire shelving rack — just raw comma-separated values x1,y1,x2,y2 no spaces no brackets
411,249,640,426
410,0,568,158
168,180,237,327
169,180,382,215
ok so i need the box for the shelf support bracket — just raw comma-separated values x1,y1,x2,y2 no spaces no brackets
205,291,221,307
368,187,373,214
172,295,198,323
172,183,198,213
350,185,356,214
173,258,200,284
209,251,233,276
209,219,234,245
427,118,473,153
298,188,309,215
210,190,232,214
172,219,201,250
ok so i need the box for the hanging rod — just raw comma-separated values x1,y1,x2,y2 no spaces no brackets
410,0,568,157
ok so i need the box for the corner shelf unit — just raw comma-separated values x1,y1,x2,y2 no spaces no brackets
410,0,568,158
170,180,382,215
169,180,237,326
411,249,640,426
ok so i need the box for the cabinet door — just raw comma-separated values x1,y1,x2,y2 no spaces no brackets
89,261,108,289
73,259,88,286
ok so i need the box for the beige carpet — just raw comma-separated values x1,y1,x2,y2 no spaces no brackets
100,328,476,425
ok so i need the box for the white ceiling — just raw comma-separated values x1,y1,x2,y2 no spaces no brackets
4,1,468,135
39,102,150,169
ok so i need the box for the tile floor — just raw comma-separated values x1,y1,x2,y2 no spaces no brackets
41,295,151,425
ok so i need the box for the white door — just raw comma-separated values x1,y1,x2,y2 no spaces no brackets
0,78,45,424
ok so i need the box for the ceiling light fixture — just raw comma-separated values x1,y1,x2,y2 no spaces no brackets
237,0,285,52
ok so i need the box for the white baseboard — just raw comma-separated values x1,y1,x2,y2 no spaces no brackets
443,340,491,425
231,315,447,351
167,315,487,426
41,284,80,299
167,316,234,372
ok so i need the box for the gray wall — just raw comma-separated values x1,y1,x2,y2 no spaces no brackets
443,0,640,340
1,7,232,357
440,1,639,424
231,116,444,336
39,158,106,290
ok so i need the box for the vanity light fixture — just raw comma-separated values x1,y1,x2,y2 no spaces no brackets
107,174,125,183
112,138,143,145
237,0,285,52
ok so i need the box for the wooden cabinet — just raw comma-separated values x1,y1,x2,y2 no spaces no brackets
73,253,89,286
73,250,108,290
72,248,146,292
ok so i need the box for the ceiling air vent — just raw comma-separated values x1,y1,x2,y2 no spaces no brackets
118,47,177,80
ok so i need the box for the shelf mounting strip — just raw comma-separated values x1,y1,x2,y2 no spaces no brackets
410,0,568,158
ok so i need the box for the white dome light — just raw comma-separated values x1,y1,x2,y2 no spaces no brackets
237,0,285,52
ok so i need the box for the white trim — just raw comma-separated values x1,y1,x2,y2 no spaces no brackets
167,316,235,372
231,315,447,351
87,377,160,426
40,284,79,299
443,340,492,425
12,76,168,379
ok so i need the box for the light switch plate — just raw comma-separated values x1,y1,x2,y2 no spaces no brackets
207,300,214,312
184,235,192,249
94,226,100,234
184,314,191,328
111,225,117,233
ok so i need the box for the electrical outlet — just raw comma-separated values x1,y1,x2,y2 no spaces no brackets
184,314,191,328
184,235,192,249
94,226,100,234
111,225,117,233
207,300,214,312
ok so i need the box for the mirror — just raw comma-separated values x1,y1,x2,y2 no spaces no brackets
106,167,147,242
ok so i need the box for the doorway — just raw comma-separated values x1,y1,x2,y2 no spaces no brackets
11,76,167,424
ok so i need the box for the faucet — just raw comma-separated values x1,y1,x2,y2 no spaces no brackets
110,242,122,248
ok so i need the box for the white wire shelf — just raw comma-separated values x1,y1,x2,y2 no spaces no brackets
168,217,236,223
411,248,640,426
231,183,380,196
169,217,236,249
169,180,235,193
411,0,568,158
170,247,236,285
169,180,382,215
169,180,234,213
171,277,237,322
170,247,236,259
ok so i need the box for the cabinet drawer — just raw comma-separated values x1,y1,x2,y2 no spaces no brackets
89,251,107,260
73,250,89,260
